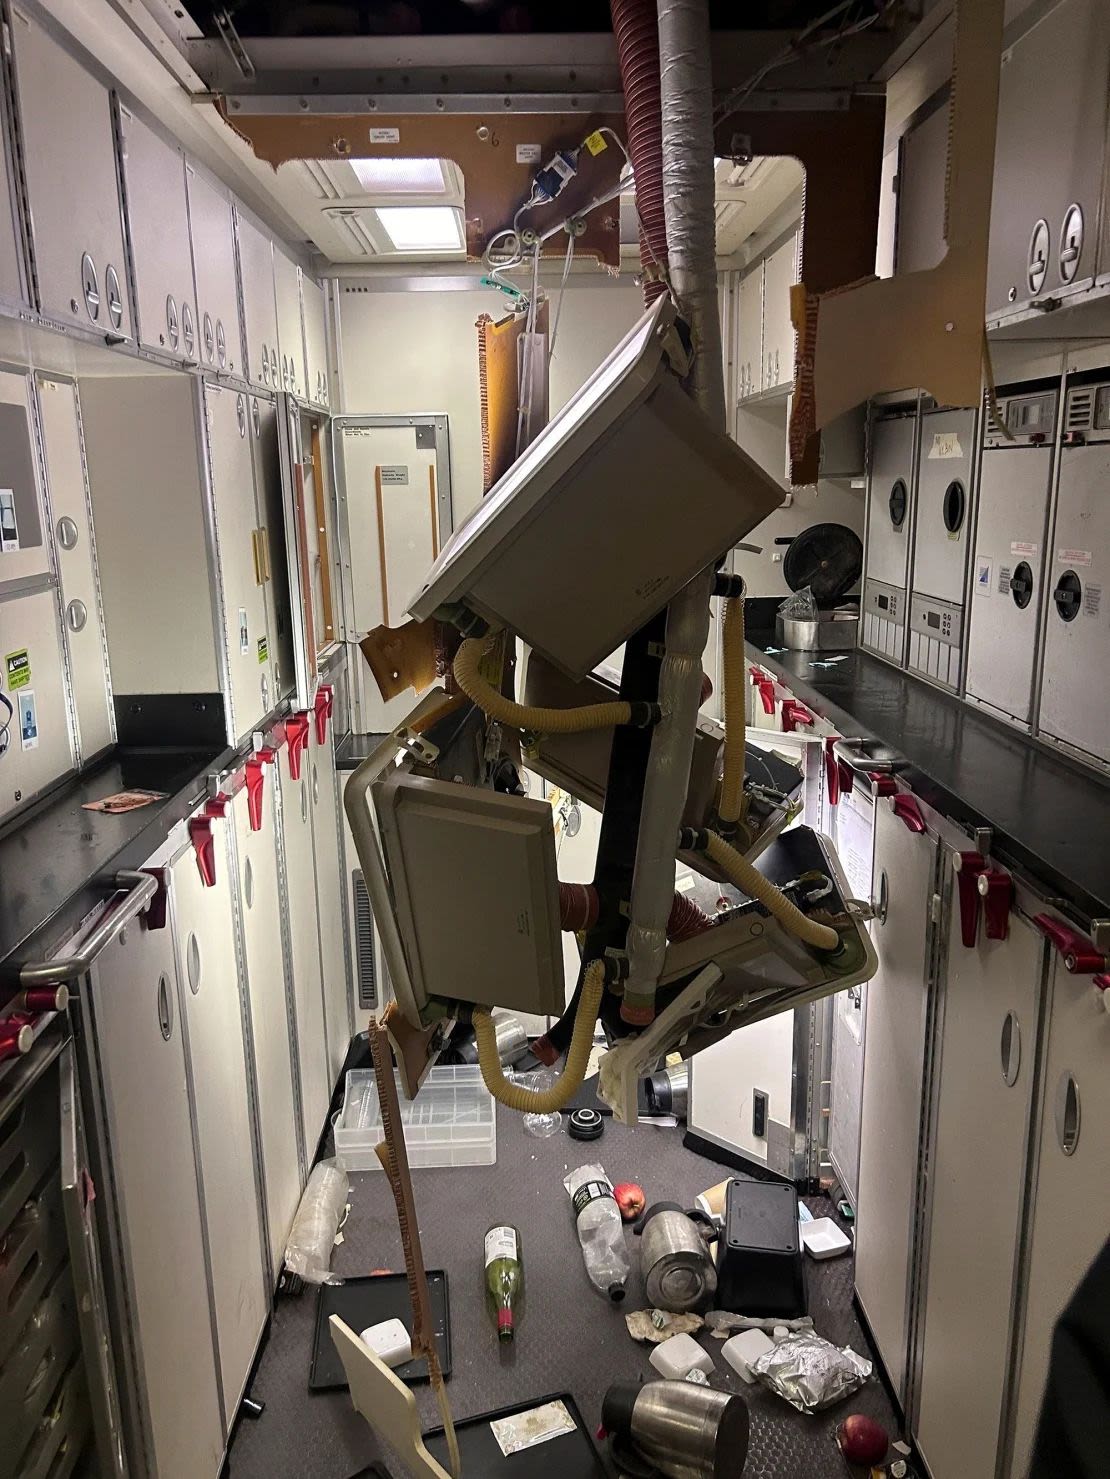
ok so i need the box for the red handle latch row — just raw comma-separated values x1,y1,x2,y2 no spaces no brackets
1034,914,1106,974
781,700,814,734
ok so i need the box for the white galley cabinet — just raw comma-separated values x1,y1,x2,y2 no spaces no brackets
736,265,762,401
854,790,937,1404
274,249,306,397
186,165,244,378
116,105,196,363
204,382,272,742
275,717,332,1162
249,393,296,704
761,233,798,395
914,866,1046,1479
170,802,268,1424
1008,938,1110,1476
236,209,280,392
302,275,330,408
232,756,304,1279
0,64,26,307
36,376,113,761
81,895,224,1478
309,685,353,1083
10,10,130,337
0,371,73,824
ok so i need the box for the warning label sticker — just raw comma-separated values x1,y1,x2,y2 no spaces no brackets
998,565,1012,597
257,635,269,666
1011,540,1038,557
5,648,30,690
975,557,993,596
1058,548,1093,566
1084,584,1102,619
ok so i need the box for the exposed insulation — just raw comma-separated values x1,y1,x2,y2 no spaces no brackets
475,301,549,493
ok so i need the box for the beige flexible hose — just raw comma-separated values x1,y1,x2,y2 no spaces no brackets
718,594,746,825
453,637,634,733
704,831,840,952
473,961,605,1111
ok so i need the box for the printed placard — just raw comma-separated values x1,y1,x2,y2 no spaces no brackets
379,465,409,485
18,689,37,750
5,648,30,690
0,488,18,551
998,565,1012,596
974,557,993,596
584,129,608,156
515,143,541,164
1058,548,1092,567
238,607,249,655
1011,540,1038,557
1084,584,1102,619
928,431,963,459
368,126,400,144
257,635,269,666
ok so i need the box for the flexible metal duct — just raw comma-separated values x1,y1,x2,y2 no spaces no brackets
621,0,724,1023
610,0,670,304
559,882,715,941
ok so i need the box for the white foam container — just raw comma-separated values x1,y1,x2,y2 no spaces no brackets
800,1216,852,1260
335,1065,497,1171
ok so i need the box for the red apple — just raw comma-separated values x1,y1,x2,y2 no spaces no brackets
614,1182,646,1222
835,1414,889,1467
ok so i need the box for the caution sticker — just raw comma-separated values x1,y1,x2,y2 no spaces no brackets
974,557,992,596
257,635,269,666
998,565,1012,596
584,129,608,156
5,648,30,690
1084,584,1102,619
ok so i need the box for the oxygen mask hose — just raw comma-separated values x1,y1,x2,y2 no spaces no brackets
473,960,605,1112
703,831,839,952
453,636,658,734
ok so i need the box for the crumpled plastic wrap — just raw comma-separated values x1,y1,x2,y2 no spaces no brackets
283,1158,349,1285
625,1309,705,1344
778,586,819,622
704,1311,815,1339
750,1331,872,1413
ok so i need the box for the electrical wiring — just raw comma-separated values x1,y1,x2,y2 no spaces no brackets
713,0,899,122
548,230,576,358
0,690,12,759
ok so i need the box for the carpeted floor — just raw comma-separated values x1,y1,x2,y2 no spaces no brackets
224,1106,900,1478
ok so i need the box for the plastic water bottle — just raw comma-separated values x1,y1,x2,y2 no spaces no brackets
564,1163,630,1302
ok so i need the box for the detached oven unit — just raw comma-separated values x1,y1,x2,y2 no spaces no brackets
1038,374,1110,771
862,402,917,665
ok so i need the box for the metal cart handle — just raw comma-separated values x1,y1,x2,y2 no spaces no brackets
831,737,905,775
18,871,159,987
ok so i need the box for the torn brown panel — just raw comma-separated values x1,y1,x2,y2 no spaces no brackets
788,0,1004,464
359,619,438,702
217,105,626,267
476,301,549,493
714,96,885,483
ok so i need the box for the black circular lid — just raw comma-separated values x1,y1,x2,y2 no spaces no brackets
568,1107,604,1140
782,522,864,602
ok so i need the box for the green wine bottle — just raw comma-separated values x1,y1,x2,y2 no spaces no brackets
484,1224,524,1343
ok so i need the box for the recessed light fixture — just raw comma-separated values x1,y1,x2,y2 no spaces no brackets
377,205,464,252
350,157,446,194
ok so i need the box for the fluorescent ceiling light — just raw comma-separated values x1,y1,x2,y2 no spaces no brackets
350,157,446,194
377,206,463,252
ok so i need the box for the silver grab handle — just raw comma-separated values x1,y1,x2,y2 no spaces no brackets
19,871,159,987
832,737,904,775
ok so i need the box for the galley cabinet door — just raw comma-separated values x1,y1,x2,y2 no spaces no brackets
89,908,223,1478
0,58,26,307
185,165,244,378
302,275,330,408
1038,442,1110,766
761,235,797,394
736,266,762,401
301,415,339,652
235,210,279,392
912,406,976,607
854,795,936,1403
115,105,195,362
205,384,271,742
915,895,1045,1479
9,10,130,337
865,411,917,593
274,250,306,398
310,698,353,1081
276,743,331,1161
36,377,113,761
171,813,268,1426
232,774,304,1280
1007,953,1110,1476
0,369,50,585
248,394,294,704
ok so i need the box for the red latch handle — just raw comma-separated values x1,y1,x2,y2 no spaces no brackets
313,683,334,745
978,869,1013,941
189,816,217,887
1033,914,1106,974
205,793,230,820
892,793,926,833
286,713,310,780
869,772,896,797
781,700,814,733
824,737,841,807
1093,974,1110,1013
244,747,276,832
142,867,169,931
953,851,989,948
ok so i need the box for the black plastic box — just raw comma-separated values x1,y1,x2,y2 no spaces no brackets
714,1179,807,1317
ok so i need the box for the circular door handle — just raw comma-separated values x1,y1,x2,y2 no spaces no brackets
1010,560,1034,610
203,311,215,362
166,295,179,350
1027,218,1049,295
237,395,247,437
889,478,908,529
157,973,174,1041
243,855,255,910
1000,1011,1021,1086
942,479,966,534
81,252,100,320
56,515,80,550
300,781,308,824
874,870,890,927
1055,1071,1080,1155
251,399,261,437
105,265,123,330
1053,570,1082,622
183,302,196,357
66,599,88,633
1058,203,1084,284
261,343,270,384
216,318,227,368
187,932,202,995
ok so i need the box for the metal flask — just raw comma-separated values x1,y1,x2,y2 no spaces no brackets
603,1380,750,1478
635,1204,717,1312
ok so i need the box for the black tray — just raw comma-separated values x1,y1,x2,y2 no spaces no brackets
310,1271,451,1391
424,1392,607,1477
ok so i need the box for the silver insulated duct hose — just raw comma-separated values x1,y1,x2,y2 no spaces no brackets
620,0,724,1024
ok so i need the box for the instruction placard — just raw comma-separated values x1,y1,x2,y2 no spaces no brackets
974,557,992,596
998,565,1012,597
0,488,18,551
1084,584,1102,619
257,635,269,666
5,648,30,690
18,690,37,750
379,465,409,486
238,607,249,656
368,126,400,144
1058,548,1092,566
515,143,541,164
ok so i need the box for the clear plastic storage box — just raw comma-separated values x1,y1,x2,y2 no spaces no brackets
335,1065,497,1172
